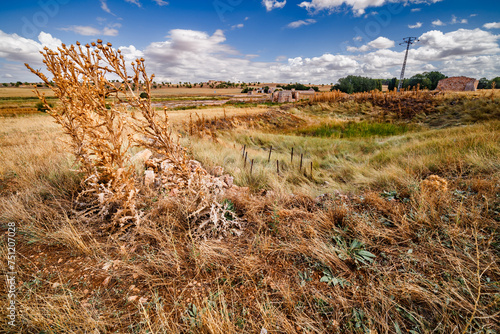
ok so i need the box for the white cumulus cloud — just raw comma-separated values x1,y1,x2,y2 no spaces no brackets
416,28,500,60
432,19,445,26
484,22,500,29
262,0,286,11
287,19,316,28
0,30,61,64
451,15,467,24
0,27,499,84
299,0,441,16
409,22,423,29
348,36,395,52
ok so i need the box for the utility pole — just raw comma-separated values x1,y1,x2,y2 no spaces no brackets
397,37,419,92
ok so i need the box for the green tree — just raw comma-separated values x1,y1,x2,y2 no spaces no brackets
425,71,447,90
492,77,500,89
409,73,432,90
331,76,382,94
478,78,491,89
388,78,398,91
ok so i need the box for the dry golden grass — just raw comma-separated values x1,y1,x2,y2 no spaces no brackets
150,87,243,96
1,103,499,333
0,86,242,98
165,106,267,124
1,44,499,333
0,87,55,98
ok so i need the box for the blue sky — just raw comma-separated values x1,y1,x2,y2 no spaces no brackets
0,0,499,83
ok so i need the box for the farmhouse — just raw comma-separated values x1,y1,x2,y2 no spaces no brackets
436,76,479,91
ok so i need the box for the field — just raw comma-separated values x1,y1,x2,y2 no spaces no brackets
1,84,500,334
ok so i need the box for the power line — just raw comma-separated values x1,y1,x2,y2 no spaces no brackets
397,37,419,92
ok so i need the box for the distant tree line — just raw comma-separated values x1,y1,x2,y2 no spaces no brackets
331,71,448,94
478,77,500,89
330,76,382,94
387,71,447,91
241,87,255,93
278,83,319,92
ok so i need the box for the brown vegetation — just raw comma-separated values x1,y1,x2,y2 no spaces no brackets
0,42,498,333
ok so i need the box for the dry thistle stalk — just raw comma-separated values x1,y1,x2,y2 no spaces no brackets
26,40,243,238
26,41,138,228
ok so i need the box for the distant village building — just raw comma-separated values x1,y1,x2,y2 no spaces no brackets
436,76,479,91
272,89,316,103
272,90,300,103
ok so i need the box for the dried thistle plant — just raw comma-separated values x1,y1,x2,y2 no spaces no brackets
26,40,242,238
25,40,138,228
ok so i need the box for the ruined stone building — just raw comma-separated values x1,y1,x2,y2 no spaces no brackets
271,89,316,103
436,76,479,91
272,90,300,103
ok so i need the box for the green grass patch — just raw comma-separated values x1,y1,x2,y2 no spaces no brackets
297,121,413,138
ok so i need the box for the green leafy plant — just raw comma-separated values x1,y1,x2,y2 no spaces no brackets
298,270,312,287
183,303,201,328
333,236,376,265
320,269,350,288
222,199,236,221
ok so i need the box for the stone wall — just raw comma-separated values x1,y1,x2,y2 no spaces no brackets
436,76,478,91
